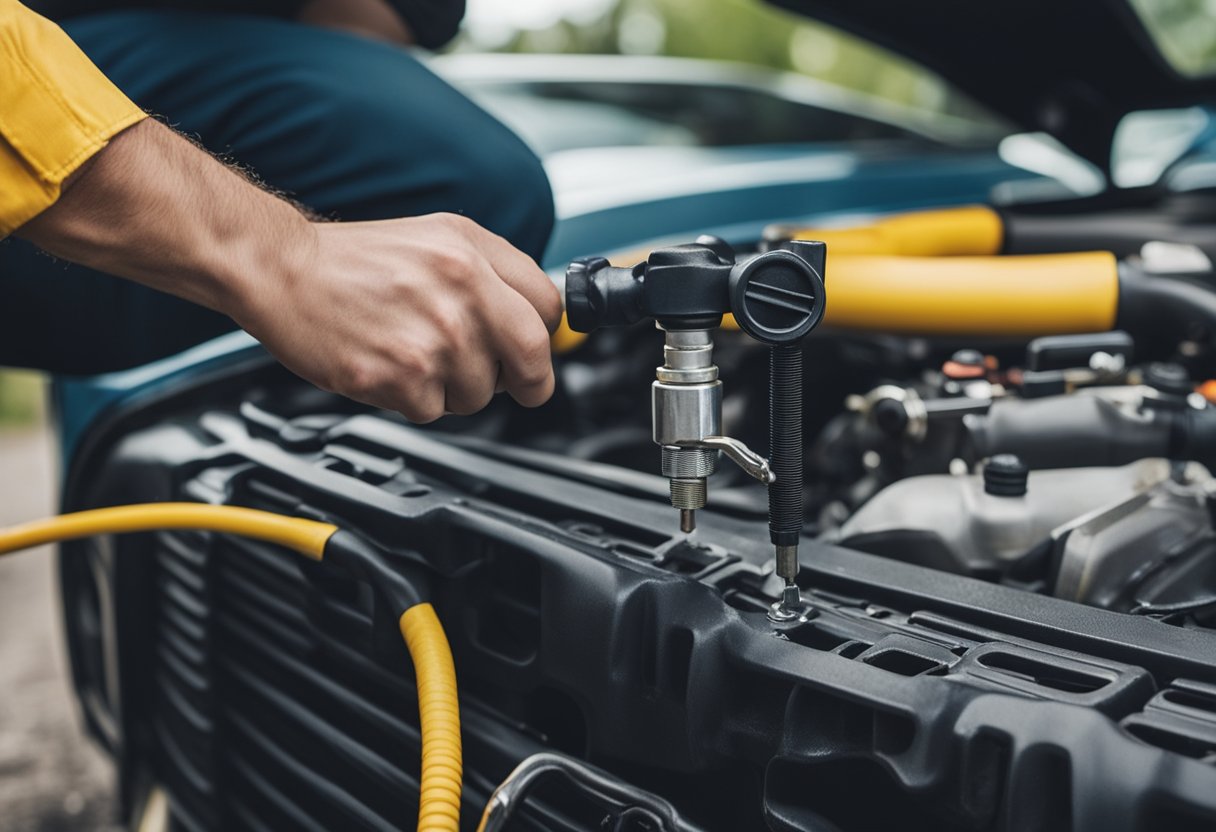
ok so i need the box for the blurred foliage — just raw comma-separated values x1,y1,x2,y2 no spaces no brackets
457,0,992,120
0,371,45,427
1126,0,1216,76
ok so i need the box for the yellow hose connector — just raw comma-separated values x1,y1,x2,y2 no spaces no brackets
0,502,337,560
400,603,463,832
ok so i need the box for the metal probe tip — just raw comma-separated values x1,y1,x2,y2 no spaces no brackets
680,509,696,533
768,583,803,622
768,545,804,622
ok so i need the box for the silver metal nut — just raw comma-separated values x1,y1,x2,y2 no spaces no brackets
669,477,708,510
661,446,718,478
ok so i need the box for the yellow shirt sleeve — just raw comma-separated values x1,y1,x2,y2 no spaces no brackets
0,0,146,237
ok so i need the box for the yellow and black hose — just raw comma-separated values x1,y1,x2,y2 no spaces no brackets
551,248,1122,348
0,503,462,832
550,207,1216,348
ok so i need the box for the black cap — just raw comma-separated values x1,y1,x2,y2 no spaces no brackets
984,454,1029,497
950,349,986,367
1143,362,1192,398
728,249,826,346
873,398,909,436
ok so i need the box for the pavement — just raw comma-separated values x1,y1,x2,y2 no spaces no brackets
0,427,121,831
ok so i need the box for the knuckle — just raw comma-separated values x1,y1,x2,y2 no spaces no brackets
401,399,443,424
543,288,564,328
435,247,479,280
399,349,438,385
430,305,465,345
518,329,553,382
448,388,493,417
338,359,382,401
437,212,474,234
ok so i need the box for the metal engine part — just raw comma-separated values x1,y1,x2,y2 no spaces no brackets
833,459,1175,577
1053,463,1216,610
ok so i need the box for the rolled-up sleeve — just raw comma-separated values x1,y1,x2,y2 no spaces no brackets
0,0,146,237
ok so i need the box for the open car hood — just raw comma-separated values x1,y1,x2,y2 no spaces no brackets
768,0,1216,173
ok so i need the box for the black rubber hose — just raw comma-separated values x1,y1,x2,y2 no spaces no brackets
964,394,1216,471
1116,264,1216,340
323,529,428,612
769,345,803,548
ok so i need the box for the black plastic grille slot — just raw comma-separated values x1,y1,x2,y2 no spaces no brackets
977,650,1109,694
151,530,220,830
148,505,517,831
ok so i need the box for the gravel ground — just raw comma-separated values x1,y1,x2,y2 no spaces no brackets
0,427,121,831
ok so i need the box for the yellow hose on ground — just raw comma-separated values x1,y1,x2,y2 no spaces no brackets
400,603,463,832
0,502,338,560
0,503,464,832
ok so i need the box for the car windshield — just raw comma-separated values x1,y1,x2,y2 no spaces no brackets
446,67,963,157
457,0,1006,145
1126,0,1216,77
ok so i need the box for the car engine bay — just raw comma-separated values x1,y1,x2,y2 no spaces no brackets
58,194,1216,831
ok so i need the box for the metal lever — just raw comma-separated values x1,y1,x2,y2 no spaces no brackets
684,436,774,484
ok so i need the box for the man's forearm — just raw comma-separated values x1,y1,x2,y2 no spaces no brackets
15,115,561,424
17,119,313,317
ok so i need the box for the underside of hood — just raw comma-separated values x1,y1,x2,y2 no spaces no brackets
768,0,1216,173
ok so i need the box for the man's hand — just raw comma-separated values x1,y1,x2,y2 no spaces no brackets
18,119,562,422
237,214,561,422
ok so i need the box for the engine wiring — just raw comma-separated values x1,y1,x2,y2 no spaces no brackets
0,503,463,832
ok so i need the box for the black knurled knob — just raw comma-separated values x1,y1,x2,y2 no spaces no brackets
984,454,1029,497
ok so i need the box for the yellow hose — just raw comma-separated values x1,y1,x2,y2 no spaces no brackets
400,603,463,832
0,502,337,560
821,251,1119,336
552,249,1120,351
767,204,1005,257
0,503,465,832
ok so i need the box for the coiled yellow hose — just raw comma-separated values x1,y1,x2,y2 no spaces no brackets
0,503,464,832
400,603,463,832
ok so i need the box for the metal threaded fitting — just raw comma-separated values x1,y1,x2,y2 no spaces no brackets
661,446,717,479
669,477,708,510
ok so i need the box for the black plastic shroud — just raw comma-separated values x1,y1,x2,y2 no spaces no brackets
58,373,1216,831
